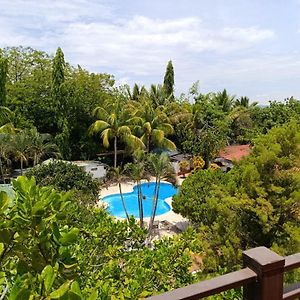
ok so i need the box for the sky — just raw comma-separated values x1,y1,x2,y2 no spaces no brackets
1,0,300,104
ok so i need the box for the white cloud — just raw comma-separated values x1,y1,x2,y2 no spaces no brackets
0,0,287,103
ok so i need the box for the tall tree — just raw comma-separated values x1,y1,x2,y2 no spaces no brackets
52,47,70,158
89,99,144,167
128,100,176,152
109,166,130,222
0,56,8,106
147,153,175,237
163,60,175,100
52,47,65,113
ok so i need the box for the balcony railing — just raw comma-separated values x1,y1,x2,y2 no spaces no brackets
147,246,300,300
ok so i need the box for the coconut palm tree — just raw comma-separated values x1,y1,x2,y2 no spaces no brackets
0,106,16,133
89,99,145,168
11,131,30,175
147,153,176,236
214,89,235,113
234,96,258,108
28,128,61,166
0,134,12,183
128,100,176,152
126,83,148,102
109,166,130,222
125,150,149,227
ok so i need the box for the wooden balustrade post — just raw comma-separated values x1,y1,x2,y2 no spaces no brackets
242,246,285,300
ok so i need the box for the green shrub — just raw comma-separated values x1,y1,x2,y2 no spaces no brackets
25,161,100,204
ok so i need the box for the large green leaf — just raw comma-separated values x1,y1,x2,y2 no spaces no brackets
49,281,71,299
59,228,80,246
41,265,55,294
0,191,10,212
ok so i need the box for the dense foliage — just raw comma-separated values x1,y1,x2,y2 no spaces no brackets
0,176,205,299
1,44,300,299
25,160,99,201
173,121,300,268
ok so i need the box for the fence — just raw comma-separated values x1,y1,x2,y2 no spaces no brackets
147,246,300,300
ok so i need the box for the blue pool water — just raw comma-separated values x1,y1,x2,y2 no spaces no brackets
103,182,178,218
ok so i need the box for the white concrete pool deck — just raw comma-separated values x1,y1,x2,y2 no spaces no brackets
98,177,187,225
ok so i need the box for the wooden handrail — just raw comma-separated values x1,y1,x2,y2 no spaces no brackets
284,253,300,272
147,268,257,300
283,282,300,300
146,248,300,300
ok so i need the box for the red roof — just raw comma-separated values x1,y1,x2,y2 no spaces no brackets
218,144,251,161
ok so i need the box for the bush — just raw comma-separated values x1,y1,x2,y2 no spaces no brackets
25,161,100,204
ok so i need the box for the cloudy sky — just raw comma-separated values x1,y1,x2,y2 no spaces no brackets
1,0,300,104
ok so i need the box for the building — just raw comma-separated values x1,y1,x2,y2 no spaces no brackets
42,159,108,179
214,144,251,171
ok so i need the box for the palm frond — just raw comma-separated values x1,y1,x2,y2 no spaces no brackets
89,120,110,135
101,128,112,148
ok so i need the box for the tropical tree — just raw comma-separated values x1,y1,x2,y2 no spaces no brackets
89,99,144,167
126,83,148,102
109,166,130,222
149,84,172,108
11,131,30,175
125,150,149,227
234,96,258,108
213,89,235,113
147,153,176,236
182,97,229,168
128,100,176,152
28,128,61,166
0,134,11,182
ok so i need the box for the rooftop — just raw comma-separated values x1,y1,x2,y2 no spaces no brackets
218,144,251,161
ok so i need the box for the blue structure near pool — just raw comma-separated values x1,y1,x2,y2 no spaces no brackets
103,182,178,218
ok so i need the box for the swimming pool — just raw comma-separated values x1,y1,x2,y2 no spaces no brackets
102,182,178,218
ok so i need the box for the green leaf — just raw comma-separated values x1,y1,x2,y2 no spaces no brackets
68,281,83,300
50,281,71,299
0,229,11,243
87,290,98,300
59,228,80,246
41,265,55,294
0,191,10,212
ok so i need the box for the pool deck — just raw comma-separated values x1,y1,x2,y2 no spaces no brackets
98,177,188,226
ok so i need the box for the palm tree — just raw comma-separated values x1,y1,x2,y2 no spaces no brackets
28,128,61,166
234,96,258,108
126,83,148,102
149,84,172,108
0,106,16,133
11,131,30,175
214,89,235,113
89,99,145,168
147,153,176,236
0,134,12,183
109,166,130,222
128,100,176,152
125,150,149,227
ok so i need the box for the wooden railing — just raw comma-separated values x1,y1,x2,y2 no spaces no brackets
147,247,300,300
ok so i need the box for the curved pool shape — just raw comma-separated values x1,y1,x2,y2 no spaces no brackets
103,182,178,218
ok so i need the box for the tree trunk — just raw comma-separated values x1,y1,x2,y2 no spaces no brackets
114,136,117,168
20,157,23,175
147,135,150,152
138,182,144,227
119,182,130,222
140,183,144,226
148,177,159,235
203,154,210,169
0,159,4,183
34,153,37,166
